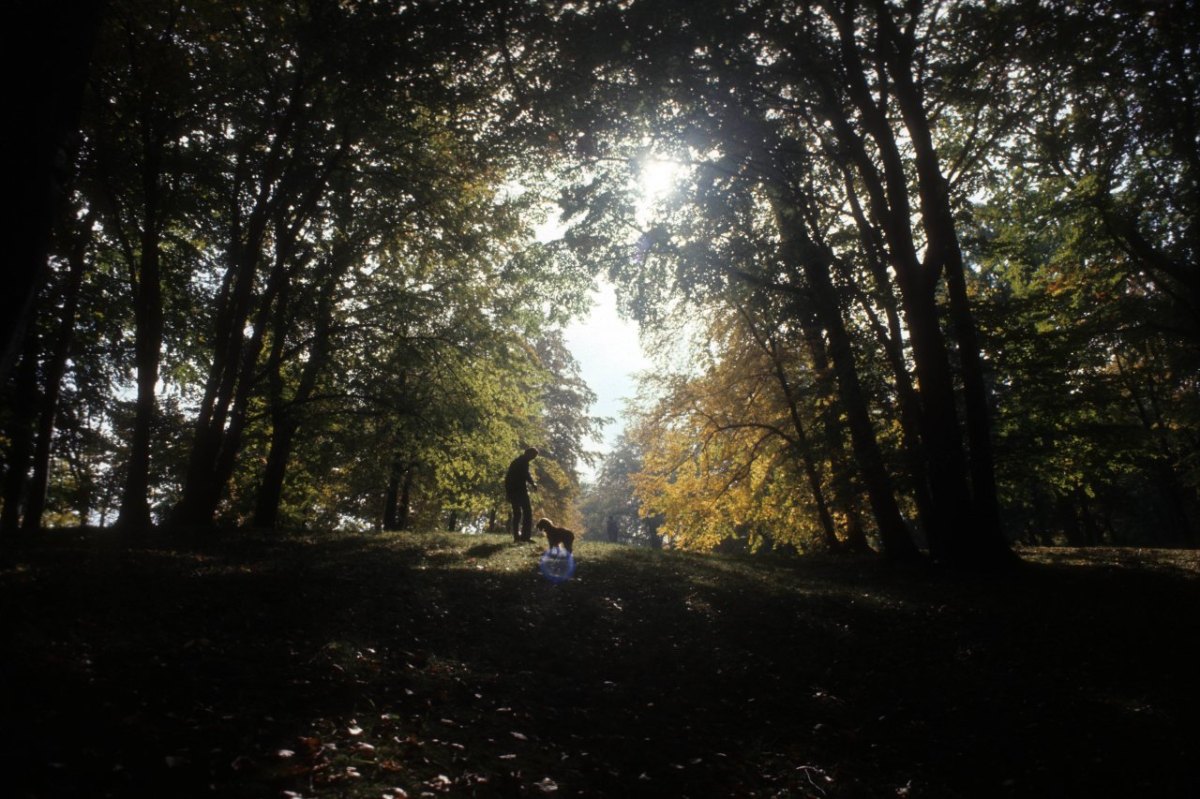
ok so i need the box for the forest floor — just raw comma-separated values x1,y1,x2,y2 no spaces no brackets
2,530,1198,799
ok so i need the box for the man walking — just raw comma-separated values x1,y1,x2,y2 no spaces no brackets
504,447,539,542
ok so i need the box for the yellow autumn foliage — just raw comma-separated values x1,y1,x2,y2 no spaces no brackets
630,312,832,553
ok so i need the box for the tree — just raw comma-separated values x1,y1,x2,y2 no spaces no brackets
580,432,660,547
85,0,202,533
631,312,825,553
527,331,605,527
10,0,1194,555
962,0,1200,545
21,210,94,532
3,0,598,538
505,0,1030,565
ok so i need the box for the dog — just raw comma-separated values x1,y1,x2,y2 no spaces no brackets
535,517,575,552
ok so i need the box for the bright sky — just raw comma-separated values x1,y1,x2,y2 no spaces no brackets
563,280,648,481
549,152,683,482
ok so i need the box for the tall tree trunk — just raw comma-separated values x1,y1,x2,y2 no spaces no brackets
879,8,1008,564
206,265,291,522
251,264,296,531
397,467,414,531
114,252,162,533
840,171,937,535
1,351,39,535
894,284,975,562
382,464,402,532
115,144,165,535
171,195,290,525
23,219,90,532
796,307,872,552
821,0,1004,565
170,215,268,527
171,133,344,528
169,128,288,528
253,418,298,530
252,238,345,529
382,457,415,532
772,197,918,559
251,316,331,529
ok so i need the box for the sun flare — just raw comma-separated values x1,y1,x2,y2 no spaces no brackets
638,157,684,203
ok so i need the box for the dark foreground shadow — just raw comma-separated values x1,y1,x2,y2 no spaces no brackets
2,531,1198,798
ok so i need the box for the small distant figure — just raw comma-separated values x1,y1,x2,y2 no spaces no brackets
504,447,539,542
536,517,575,553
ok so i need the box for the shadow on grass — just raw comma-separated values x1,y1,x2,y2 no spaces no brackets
464,542,510,560
2,531,1198,798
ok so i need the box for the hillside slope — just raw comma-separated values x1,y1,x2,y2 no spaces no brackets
2,531,1198,797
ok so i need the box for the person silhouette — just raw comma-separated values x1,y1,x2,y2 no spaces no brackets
504,447,539,542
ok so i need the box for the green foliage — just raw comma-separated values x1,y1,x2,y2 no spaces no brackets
579,431,661,547
5,0,1198,550
970,171,1199,545
960,0,1200,545
554,0,1199,551
5,0,599,535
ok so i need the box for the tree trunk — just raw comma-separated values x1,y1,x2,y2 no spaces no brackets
115,149,165,535
253,418,297,530
1,351,39,535
171,201,285,526
796,309,872,552
815,0,1013,566
840,172,937,536
171,134,345,529
252,288,294,532
23,220,90,532
169,224,266,527
382,465,401,531
397,467,414,531
205,182,340,524
252,241,344,529
206,264,290,522
169,136,282,529
772,197,918,559
895,284,975,561
879,11,1008,564
761,326,841,550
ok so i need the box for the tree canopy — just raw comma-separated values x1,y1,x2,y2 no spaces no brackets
3,0,1197,563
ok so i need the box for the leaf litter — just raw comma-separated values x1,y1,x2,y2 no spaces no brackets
1,533,1197,797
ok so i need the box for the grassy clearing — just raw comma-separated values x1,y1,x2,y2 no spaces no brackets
2,531,1198,798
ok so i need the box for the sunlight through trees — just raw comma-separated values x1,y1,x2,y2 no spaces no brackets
4,0,1197,561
